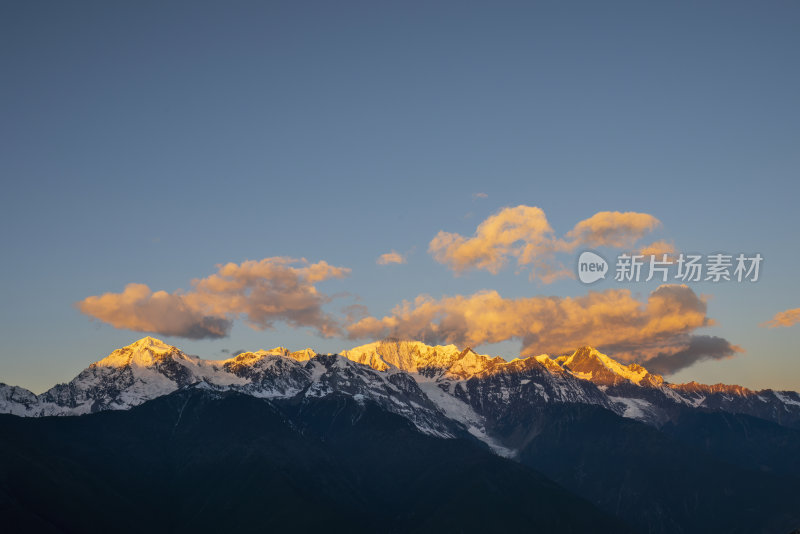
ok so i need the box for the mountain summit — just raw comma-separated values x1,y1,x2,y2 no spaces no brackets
340,339,506,378
552,346,666,387
93,336,183,368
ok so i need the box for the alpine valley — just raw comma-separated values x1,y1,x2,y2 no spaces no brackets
2,337,800,533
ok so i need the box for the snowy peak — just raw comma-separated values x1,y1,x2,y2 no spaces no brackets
340,339,506,379
669,381,754,397
91,338,317,374
550,346,664,387
341,341,658,384
92,336,184,368
130,336,173,350
289,348,317,361
228,347,317,365
0,383,39,416
533,354,567,374
341,339,463,373
446,347,506,379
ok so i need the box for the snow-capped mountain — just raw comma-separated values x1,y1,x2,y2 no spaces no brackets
339,340,800,430
2,337,800,456
14,337,247,416
539,346,800,428
0,337,461,438
341,340,617,450
667,380,800,428
555,346,666,387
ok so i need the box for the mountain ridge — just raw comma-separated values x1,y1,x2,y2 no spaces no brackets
2,336,799,437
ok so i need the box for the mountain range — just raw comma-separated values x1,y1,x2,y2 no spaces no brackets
2,337,800,533
3,337,799,435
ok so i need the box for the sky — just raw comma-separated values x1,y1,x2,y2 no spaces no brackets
1,0,798,394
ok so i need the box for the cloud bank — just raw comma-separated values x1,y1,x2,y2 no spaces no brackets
76,257,350,339
428,205,662,281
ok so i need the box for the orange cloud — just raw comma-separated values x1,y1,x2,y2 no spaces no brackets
347,284,722,367
428,205,558,276
377,251,407,265
761,308,800,328
566,211,661,248
638,240,676,257
77,257,350,339
428,205,662,282
76,283,233,339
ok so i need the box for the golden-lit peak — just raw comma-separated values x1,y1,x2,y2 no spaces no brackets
92,337,179,368
128,336,173,350
230,347,316,363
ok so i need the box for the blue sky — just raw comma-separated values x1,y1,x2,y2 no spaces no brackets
1,0,798,393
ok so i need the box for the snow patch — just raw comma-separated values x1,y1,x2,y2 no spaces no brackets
607,396,653,421
416,380,514,457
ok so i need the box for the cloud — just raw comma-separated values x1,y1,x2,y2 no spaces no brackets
428,205,662,282
77,257,350,339
377,251,407,265
565,211,661,248
340,303,370,330
76,283,233,339
472,192,488,200
761,307,800,328
638,240,676,258
643,335,742,375
428,205,559,276
347,284,727,371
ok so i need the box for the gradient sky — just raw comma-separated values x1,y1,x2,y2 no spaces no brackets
1,0,798,394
